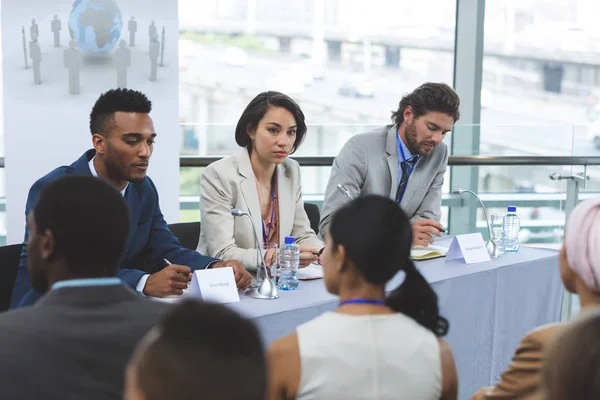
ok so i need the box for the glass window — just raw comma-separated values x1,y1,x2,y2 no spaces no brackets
178,0,457,198
482,0,599,158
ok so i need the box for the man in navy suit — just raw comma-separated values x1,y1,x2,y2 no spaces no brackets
10,88,252,308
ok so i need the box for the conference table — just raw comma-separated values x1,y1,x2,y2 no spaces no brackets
228,239,563,400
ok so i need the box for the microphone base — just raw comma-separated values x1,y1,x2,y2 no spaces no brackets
486,240,500,258
245,287,280,300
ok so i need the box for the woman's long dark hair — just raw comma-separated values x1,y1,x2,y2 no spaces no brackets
329,195,449,336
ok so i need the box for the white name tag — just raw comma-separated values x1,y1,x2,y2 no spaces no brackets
445,233,491,264
188,267,240,304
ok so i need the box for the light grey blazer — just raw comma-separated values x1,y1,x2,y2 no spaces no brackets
198,148,323,271
319,124,448,236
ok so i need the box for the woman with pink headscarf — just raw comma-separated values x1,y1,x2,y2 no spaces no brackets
472,197,600,400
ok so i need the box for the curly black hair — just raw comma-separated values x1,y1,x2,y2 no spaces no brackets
89,88,152,135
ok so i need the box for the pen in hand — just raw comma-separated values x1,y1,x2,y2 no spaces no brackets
164,258,191,290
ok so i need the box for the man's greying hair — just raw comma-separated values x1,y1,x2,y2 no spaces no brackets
89,88,152,135
391,82,460,126
133,300,266,400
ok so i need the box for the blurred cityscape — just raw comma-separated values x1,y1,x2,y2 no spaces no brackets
177,0,600,244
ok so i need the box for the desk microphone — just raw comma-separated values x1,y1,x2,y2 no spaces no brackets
337,184,354,200
451,188,499,258
231,209,279,299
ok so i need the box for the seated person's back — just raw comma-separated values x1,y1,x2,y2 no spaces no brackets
539,308,600,400
0,176,169,400
125,300,266,400
472,197,600,400
268,195,456,400
297,311,441,399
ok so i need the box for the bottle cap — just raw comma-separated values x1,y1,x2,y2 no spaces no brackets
507,206,517,212
284,236,295,244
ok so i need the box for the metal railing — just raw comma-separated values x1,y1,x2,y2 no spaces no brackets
178,155,600,167
177,154,599,218
0,155,597,169
1,155,597,216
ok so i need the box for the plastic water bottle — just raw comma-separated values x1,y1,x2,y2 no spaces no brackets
502,206,520,252
279,236,299,290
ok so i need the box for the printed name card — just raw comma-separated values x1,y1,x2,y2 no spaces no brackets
188,267,240,304
445,233,491,264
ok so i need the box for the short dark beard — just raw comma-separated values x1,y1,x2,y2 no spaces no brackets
404,121,420,155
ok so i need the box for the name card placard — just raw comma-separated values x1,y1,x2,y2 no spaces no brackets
445,233,491,264
189,267,240,304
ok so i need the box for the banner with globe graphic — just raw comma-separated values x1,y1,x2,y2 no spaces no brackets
1,0,180,244
69,0,124,54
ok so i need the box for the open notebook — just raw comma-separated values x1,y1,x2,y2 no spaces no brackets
411,245,449,261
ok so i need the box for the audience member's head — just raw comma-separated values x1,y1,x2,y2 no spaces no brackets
560,197,600,301
27,176,129,293
124,300,266,400
322,194,448,336
235,91,307,157
540,309,600,400
89,88,155,183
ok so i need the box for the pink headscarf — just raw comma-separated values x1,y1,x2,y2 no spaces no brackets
565,197,600,292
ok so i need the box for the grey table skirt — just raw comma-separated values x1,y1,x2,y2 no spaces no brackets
228,243,563,399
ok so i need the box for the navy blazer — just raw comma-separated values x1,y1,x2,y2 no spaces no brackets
10,150,217,308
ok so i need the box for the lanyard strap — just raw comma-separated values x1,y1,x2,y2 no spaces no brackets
260,175,276,244
338,298,386,307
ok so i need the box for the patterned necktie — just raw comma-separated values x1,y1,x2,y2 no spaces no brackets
395,158,417,204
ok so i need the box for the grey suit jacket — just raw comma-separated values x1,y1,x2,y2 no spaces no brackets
0,284,170,400
319,124,448,235
198,148,322,271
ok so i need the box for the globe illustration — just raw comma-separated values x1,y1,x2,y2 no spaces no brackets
68,0,123,54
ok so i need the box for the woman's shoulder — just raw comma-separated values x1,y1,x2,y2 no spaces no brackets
520,323,562,350
208,153,239,169
269,332,299,358
283,156,300,171
203,153,240,178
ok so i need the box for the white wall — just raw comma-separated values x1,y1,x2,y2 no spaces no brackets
1,0,180,243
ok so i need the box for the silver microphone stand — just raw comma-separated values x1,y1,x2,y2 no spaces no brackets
231,209,279,299
451,188,500,258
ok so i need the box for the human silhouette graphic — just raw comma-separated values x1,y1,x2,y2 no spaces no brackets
148,21,157,53
22,26,29,69
128,16,137,47
29,33,42,84
115,40,131,88
64,40,82,94
160,26,165,67
51,15,62,47
30,18,39,41
149,33,159,81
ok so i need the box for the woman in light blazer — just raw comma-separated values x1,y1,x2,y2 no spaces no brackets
197,91,323,271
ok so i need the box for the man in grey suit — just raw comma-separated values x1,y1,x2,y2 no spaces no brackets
0,176,169,400
320,82,460,247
